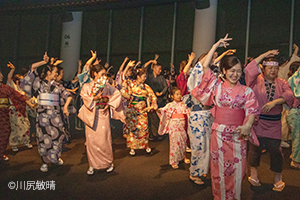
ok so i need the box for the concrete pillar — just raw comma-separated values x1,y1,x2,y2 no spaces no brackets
192,0,218,60
60,11,82,81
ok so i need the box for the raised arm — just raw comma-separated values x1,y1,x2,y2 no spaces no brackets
31,52,49,71
203,34,232,74
254,49,279,66
213,49,236,65
6,62,15,83
183,52,196,75
122,60,135,80
118,57,129,73
85,50,97,71
144,54,159,68
293,43,299,56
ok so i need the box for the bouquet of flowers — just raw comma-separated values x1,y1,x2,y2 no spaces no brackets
92,76,109,109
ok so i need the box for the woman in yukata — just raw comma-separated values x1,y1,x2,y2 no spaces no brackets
121,66,157,156
0,69,34,162
34,65,73,172
191,34,259,200
6,62,34,152
245,50,294,192
183,52,214,185
287,61,300,170
80,64,124,175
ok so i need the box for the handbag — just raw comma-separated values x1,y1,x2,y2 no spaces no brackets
77,105,95,128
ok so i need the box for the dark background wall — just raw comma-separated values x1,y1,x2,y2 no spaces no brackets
0,0,299,81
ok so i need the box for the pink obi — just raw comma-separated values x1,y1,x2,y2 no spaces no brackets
171,113,185,119
214,107,245,126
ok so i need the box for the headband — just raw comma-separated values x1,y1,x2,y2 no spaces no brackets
262,61,279,67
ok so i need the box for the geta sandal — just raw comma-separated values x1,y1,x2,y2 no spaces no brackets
248,177,261,186
273,182,285,192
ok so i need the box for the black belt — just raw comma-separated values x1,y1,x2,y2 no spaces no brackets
259,113,282,121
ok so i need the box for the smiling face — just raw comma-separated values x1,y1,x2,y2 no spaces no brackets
223,63,242,86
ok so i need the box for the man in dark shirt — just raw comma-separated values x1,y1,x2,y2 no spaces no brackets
146,63,168,141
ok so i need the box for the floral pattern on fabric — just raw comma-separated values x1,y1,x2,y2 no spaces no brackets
121,79,156,149
183,62,213,177
191,62,259,200
158,101,189,165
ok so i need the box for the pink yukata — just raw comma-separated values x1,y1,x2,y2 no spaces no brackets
80,82,124,170
245,60,294,140
191,64,259,200
245,60,294,175
158,101,189,166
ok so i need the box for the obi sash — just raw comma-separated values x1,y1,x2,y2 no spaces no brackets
259,113,281,121
0,98,10,108
130,95,146,105
191,104,202,111
171,113,185,119
39,93,59,106
214,107,245,126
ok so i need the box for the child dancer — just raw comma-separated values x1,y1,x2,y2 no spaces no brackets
158,87,190,169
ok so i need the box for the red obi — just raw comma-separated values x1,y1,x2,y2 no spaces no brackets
214,107,245,126
171,113,185,119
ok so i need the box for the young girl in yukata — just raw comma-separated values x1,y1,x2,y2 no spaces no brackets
158,87,190,169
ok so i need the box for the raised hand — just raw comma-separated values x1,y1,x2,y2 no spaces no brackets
293,43,298,50
124,57,129,62
78,60,82,66
94,58,101,65
216,33,232,48
226,49,236,55
170,63,175,68
43,52,49,63
128,60,136,67
188,52,196,61
154,54,159,60
53,59,63,66
91,50,97,59
264,50,279,58
7,62,15,69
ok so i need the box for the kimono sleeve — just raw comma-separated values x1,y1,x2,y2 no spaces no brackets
7,85,28,117
288,70,300,108
80,83,96,110
176,71,188,94
120,78,132,101
280,79,294,108
20,69,40,97
158,103,173,135
243,87,260,146
145,84,157,105
103,84,125,123
58,84,72,103
245,60,261,88
78,65,92,89
191,67,218,106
